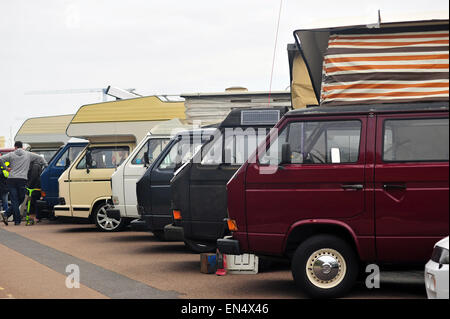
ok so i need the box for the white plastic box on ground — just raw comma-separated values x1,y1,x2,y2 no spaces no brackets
225,254,259,274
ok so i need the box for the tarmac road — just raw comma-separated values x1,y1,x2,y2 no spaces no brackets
0,218,427,299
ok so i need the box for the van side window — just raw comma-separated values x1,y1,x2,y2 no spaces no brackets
201,128,270,165
77,147,130,169
224,128,269,165
260,120,362,165
159,139,203,170
132,139,169,165
56,146,85,167
383,118,449,162
201,135,223,165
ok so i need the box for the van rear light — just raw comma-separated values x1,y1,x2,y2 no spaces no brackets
226,218,238,232
40,191,46,198
173,210,182,220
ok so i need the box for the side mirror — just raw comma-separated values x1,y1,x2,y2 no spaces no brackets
280,144,292,165
143,151,150,167
85,149,92,173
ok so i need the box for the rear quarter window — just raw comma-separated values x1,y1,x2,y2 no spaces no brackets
383,118,449,162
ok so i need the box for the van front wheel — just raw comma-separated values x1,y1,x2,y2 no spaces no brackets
93,202,126,232
291,234,358,298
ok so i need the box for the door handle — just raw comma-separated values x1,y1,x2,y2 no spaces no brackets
341,184,364,190
383,184,406,190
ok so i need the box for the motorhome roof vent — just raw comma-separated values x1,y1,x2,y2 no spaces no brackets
241,109,280,125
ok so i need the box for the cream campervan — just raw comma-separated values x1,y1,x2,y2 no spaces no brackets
15,114,74,162
54,95,186,231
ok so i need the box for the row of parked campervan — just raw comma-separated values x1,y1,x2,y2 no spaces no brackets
33,16,449,298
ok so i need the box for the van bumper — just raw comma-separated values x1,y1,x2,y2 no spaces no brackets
163,223,184,241
217,236,241,255
143,214,173,232
130,219,149,231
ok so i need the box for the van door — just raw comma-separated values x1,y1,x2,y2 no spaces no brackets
245,116,369,255
122,138,169,217
375,113,449,263
68,146,130,218
151,136,204,217
149,155,176,218
45,145,86,206
186,129,267,242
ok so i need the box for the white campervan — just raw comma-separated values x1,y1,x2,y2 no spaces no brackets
107,119,192,222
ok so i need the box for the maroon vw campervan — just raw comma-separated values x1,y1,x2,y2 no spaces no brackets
218,17,449,298
218,102,449,298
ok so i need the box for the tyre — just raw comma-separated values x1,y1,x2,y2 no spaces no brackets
291,234,359,299
184,238,216,253
93,202,126,232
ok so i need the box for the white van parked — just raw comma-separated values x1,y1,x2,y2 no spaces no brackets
107,119,192,222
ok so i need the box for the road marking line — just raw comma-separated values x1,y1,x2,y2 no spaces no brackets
0,228,179,299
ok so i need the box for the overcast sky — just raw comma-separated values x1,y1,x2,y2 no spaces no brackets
0,0,448,146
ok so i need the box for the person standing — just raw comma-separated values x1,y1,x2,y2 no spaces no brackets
0,161,9,214
0,141,47,226
26,161,45,222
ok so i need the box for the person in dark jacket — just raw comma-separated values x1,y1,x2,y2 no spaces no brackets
26,161,44,222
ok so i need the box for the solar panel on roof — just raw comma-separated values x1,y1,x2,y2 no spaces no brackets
240,110,280,125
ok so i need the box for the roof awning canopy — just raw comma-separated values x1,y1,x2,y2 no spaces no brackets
291,14,449,107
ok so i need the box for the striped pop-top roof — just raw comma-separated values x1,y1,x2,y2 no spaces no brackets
320,29,449,105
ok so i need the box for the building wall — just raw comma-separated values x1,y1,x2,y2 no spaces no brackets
182,91,291,125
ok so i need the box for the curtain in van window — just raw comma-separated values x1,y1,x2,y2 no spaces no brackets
321,29,449,105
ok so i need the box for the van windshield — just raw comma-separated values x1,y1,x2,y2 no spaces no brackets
32,149,59,163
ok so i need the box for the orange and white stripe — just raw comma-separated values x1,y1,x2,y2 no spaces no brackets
321,29,449,105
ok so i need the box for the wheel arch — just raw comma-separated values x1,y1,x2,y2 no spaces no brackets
283,220,361,260
89,197,112,222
